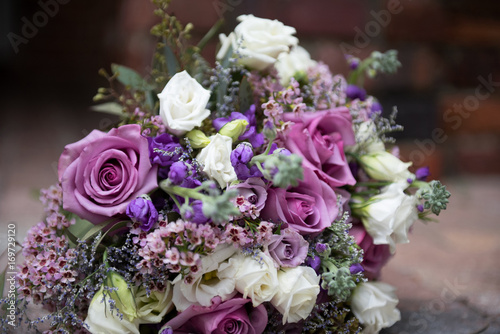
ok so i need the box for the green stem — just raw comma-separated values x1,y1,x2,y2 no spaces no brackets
354,181,391,188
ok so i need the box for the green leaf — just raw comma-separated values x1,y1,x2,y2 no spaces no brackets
111,64,155,91
91,102,127,117
95,221,128,247
164,41,180,78
238,76,252,113
67,214,103,241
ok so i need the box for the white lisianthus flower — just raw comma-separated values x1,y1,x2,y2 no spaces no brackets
197,134,237,188
271,266,320,324
229,251,279,306
275,46,317,86
158,70,211,135
217,15,298,71
172,244,238,311
360,183,418,252
360,150,414,183
135,283,174,324
84,287,140,334
348,120,385,154
351,282,401,334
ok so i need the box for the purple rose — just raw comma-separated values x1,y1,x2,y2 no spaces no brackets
126,196,158,231
261,167,342,235
267,228,309,267
282,107,356,188
58,124,158,224
165,296,267,334
350,223,392,280
228,177,268,217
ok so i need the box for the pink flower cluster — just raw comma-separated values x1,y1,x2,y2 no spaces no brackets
130,219,225,279
17,185,77,303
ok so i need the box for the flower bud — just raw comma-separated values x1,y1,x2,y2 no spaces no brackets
126,196,158,232
359,151,412,182
106,272,137,322
219,119,249,142
186,129,211,148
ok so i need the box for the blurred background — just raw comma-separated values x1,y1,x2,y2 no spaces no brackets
1,0,499,332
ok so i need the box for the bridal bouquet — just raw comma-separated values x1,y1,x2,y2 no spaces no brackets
2,1,450,333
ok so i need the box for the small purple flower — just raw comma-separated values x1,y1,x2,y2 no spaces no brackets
346,84,367,101
168,161,187,185
349,263,364,274
417,204,424,212
415,166,431,181
305,255,321,273
148,133,183,178
231,143,262,180
126,196,158,231
371,101,383,114
315,243,328,254
184,200,209,224
267,228,309,268
159,327,173,334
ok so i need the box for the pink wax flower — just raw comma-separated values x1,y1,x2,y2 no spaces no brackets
58,124,158,224
282,107,356,188
350,223,392,280
164,296,267,334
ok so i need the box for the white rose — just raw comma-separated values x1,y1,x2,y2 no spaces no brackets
360,151,414,182
275,46,316,86
271,266,320,324
351,282,401,334
135,283,174,324
197,134,237,188
158,70,211,135
229,251,279,306
217,15,298,71
172,244,238,311
84,288,140,334
361,183,418,252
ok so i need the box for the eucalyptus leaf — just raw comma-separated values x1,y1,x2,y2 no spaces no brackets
238,76,252,112
164,41,180,78
91,102,127,117
111,64,155,91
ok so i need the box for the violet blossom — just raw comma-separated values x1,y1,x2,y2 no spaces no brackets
126,196,158,231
